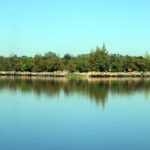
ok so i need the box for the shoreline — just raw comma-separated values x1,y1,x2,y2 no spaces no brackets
0,71,67,77
0,71,150,79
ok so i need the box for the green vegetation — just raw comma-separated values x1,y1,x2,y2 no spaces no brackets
0,44,150,72
67,73,87,80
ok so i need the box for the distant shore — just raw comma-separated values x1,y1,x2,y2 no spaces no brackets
0,71,150,79
0,71,67,77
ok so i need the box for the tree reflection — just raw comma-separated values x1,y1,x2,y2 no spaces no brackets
0,77,149,106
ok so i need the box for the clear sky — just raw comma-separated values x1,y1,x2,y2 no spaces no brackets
0,0,150,56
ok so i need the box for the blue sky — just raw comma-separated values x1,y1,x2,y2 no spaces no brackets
0,0,150,56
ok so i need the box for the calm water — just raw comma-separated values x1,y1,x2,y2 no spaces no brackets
0,77,150,150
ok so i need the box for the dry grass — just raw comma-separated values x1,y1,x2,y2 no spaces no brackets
0,71,150,79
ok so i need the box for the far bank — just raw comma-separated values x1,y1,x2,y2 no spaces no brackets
0,71,150,79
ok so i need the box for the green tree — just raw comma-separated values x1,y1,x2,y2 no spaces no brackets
67,58,77,73
20,56,32,72
45,52,64,72
32,55,46,72
8,55,21,71
89,46,109,71
109,54,124,72
76,54,90,72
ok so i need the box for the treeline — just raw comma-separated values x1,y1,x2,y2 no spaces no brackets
0,44,150,72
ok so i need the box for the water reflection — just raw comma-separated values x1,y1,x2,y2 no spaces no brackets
0,77,150,106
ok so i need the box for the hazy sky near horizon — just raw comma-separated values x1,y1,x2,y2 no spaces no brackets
0,0,150,56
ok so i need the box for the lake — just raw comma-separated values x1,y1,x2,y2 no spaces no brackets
0,77,150,150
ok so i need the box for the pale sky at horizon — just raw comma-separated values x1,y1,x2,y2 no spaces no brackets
0,0,150,56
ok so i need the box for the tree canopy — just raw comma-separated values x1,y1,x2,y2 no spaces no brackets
0,45,149,72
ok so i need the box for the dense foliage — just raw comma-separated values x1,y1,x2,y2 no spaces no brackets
0,44,150,72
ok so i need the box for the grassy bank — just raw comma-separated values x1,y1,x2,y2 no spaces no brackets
0,71,67,77
0,71,150,79
88,72,150,78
